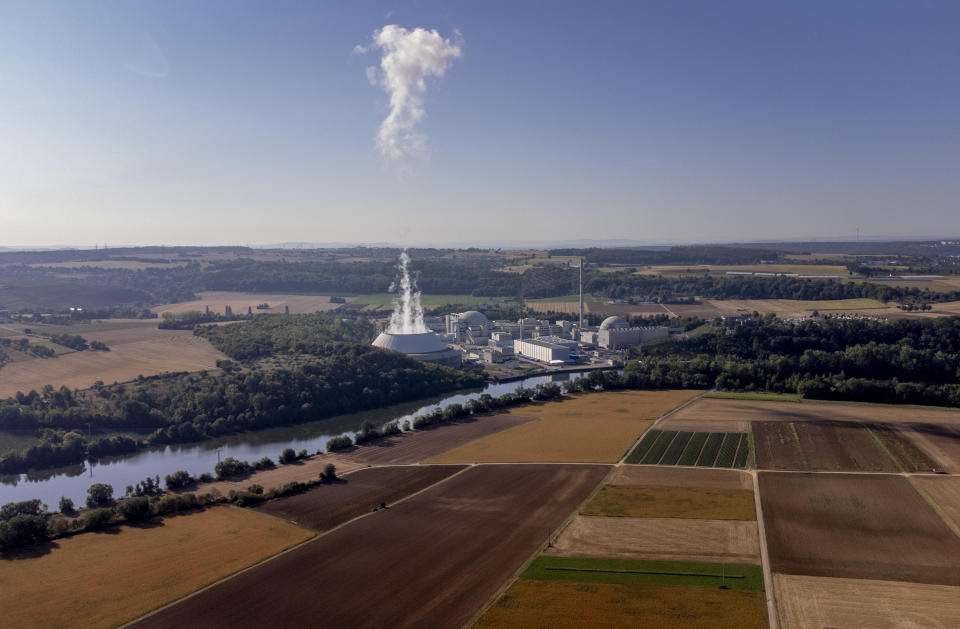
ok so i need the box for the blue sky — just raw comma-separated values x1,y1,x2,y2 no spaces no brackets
1,1,958,247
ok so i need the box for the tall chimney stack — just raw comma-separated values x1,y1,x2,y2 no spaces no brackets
579,257,584,329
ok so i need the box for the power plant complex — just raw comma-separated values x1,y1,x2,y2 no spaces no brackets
372,252,669,369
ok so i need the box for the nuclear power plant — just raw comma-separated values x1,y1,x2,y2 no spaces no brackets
374,252,670,370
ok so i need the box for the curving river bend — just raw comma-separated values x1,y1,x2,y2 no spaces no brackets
0,370,604,507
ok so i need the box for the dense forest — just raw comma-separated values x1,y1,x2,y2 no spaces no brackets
623,316,960,407
0,314,485,474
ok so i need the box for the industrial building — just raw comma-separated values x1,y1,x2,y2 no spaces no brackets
578,316,669,350
371,331,462,368
514,336,580,365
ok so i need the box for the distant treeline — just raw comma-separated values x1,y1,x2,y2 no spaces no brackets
584,272,960,303
627,316,960,407
547,245,785,266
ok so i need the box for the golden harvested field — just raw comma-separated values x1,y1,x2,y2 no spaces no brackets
0,327,226,396
582,485,756,520
0,506,313,629
526,300,583,314
706,298,886,318
426,390,699,464
476,580,768,629
609,465,752,490
547,515,760,563
911,476,960,534
668,397,960,427
774,574,960,629
151,291,347,316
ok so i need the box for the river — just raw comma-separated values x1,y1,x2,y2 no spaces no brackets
0,369,605,507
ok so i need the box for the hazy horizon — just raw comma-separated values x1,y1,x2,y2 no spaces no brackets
2,1,958,247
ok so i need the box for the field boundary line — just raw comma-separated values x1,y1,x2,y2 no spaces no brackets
751,471,779,629
461,464,615,629
123,466,473,628
617,390,707,465
908,477,960,539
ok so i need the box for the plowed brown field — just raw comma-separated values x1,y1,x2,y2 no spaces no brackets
253,465,465,531
911,476,960,534
905,423,960,472
752,421,898,472
759,473,960,585
476,580,768,629
132,464,610,629
774,574,960,629
546,515,760,563
610,465,752,490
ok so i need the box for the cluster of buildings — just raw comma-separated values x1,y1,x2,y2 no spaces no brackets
442,310,668,366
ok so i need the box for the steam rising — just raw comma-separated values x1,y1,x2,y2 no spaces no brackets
357,25,463,164
387,250,427,334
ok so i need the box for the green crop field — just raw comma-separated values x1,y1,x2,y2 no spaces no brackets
660,431,693,465
678,432,709,465
696,433,725,467
642,430,678,464
627,430,748,468
521,557,764,591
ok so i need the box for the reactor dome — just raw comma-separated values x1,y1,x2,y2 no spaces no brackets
459,310,489,326
372,331,462,368
599,316,629,330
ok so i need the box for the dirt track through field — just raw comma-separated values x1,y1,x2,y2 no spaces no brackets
132,464,610,629
253,465,465,531
759,472,960,585
546,515,760,563
774,574,960,629
610,465,753,490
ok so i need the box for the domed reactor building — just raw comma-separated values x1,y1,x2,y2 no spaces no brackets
371,251,462,368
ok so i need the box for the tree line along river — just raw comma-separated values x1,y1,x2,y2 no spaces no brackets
0,370,602,507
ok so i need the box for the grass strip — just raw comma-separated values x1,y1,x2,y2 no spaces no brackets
641,430,678,464
703,391,801,402
715,433,743,468
625,430,663,464
659,431,693,465
522,556,764,591
678,432,708,466
696,433,724,467
732,434,749,469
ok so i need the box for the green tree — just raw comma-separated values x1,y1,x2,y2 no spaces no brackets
86,483,115,509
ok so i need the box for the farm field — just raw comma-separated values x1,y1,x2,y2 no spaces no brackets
254,464,465,531
626,429,748,468
585,301,670,317
662,300,725,318
705,297,887,318
752,421,899,472
12,319,159,336
582,485,756,520
0,506,313,629
667,396,960,427
911,476,960,533
334,414,536,464
904,423,960,472
547,515,760,563
0,327,227,397
520,556,765,590
426,390,699,464
133,464,610,629
151,291,347,316
774,574,960,629
758,472,960,585
609,465,753,490
476,580,768,629
28,260,187,270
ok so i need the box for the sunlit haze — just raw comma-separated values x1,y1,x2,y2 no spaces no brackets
2,0,958,247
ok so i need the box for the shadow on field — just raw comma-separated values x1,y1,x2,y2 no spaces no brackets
1,539,59,560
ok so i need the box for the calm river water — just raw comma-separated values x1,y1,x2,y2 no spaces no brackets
0,370,604,507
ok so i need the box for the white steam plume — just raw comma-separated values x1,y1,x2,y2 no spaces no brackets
387,250,427,334
357,25,463,164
